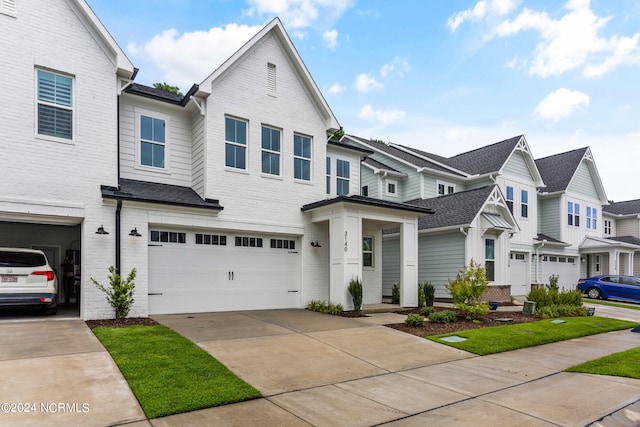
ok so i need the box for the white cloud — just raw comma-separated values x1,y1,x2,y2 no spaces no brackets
448,0,517,31
492,0,640,77
323,29,338,49
292,30,307,40
355,73,383,93
246,0,353,29
328,83,345,94
534,88,589,123
358,104,405,126
380,56,411,78
127,24,263,88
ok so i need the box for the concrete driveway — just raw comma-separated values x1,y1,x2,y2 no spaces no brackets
0,319,146,426
151,309,640,427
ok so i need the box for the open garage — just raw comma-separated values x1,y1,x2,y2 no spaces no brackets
0,221,81,316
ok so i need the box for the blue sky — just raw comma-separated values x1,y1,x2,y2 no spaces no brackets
87,0,640,202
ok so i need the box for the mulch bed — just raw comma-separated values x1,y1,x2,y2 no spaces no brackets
387,307,536,337
85,317,158,329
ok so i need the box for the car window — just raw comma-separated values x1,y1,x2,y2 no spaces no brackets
622,277,640,286
602,276,616,283
0,252,46,267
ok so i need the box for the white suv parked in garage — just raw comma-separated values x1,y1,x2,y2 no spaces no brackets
0,248,58,314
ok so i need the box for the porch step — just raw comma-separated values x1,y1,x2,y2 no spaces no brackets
361,303,400,314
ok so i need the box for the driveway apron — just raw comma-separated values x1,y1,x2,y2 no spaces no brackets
153,308,640,427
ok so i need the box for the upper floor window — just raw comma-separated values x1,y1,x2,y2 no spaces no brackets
293,134,311,181
437,182,455,196
139,114,166,168
37,69,73,140
586,207,597,230
604,219,612,235
336,159,350,196
326,157,331,194
568,202,580,227
506,186,514,214
386,180,397,196
261,126,281,175
225,117,247,170
361,185,368,197
521,190,528,218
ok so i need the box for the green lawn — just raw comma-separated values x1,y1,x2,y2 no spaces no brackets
567,346,640,379
93,325,261,419
427,316,638,355
585,299,640,311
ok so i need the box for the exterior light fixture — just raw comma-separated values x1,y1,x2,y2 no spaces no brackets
129,228,142,237
96,225,109,235
310,240,322,248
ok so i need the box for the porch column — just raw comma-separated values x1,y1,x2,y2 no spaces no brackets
328,213,362,310
609,250,618,275
399,219,419,307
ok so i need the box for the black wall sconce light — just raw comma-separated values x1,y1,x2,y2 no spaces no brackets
95,225,109,235
310,240,322,248
129,228,142,237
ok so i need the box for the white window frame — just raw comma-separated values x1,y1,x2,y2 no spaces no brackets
225,116,248,171
586,206,597,230
363,236,374,268
485,238,495,282
326,156,331,194
385,179,398,197
293,133,312,182
604,219,612,235
505,186,514,214
135,108,170,171
521,189,528,218
437,180,455,196
336,159,350,196
36,68,75,143
261,125,281,176
568,201,580,227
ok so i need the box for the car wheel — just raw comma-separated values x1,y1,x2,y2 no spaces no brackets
587,287,602,299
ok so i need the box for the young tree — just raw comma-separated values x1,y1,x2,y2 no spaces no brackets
153,82,183,96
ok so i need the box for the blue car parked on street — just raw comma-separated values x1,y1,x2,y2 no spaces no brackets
577,275,640,302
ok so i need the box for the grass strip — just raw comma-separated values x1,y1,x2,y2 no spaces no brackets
427,316,638,355
585,299,640,311
566,346,640,379
93,325,261,419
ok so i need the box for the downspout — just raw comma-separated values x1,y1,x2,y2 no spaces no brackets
115,199,122,274
535,240,546,283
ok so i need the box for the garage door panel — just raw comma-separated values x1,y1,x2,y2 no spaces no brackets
148,234,300,315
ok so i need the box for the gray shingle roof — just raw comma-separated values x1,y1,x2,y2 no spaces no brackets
345,135,462,176
536,233,568,245
405,185,497,230
327,140,373,154
603,199,640,215
609,235,640,246
362,157,401,173
301,195,433,215
125,83,199,106
397,135,523,175
535,148,588,193
101,179,223,210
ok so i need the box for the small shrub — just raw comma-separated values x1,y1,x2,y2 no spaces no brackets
418,282,426,308
348,277,363,314
423,282,435,307
447,260,489,320
91,266,136,319
420,306,435,317
306,300,343,315
429,310,457,324
547,274,560,290
558,289,583,306
405,313,425,327
536,305,559,319
391,283,400,304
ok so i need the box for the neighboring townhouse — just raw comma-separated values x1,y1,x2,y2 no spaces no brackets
535,148,639,288
0,0,136,318
344,135,543,300
1,2,431,319
602,200,640,276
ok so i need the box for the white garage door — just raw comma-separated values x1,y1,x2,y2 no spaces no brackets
148,230,300,314
542,255,579,291
509,252,529,295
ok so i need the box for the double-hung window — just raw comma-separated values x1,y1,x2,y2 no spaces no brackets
326,157,331,194
140,114,166,168
386,180,397,196
225,117,247,169
37,69,73,140
506,186,514,214
261,126,280,175
293,134,311,181
587,207,597,229
363,236,374,267
336,159,350,195
485,239,495,281
568,202,580,227
521,190,528,218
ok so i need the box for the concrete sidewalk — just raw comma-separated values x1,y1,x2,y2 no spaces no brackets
150,308,640,427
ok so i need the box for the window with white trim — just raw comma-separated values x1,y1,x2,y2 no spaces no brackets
225,117,247,169
261,126,281,175
336,159,350,195
386,179,397,196
326,157,331,194
521,190,528,218
150,230,186,244
293,134,311,181
138,112,167,169
604,219,612,235
586,206,597,230
506,186,514,214
235,236,263,247
437,181,455,196
270,239,295,249
361,185,368,197
37,69,73,140
363,236,374,267
485,239,495,281
195,234,227,245
568,202,580,227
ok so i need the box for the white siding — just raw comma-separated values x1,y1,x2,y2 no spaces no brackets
538,197,561,239
382,236,400,297
568,162,599,199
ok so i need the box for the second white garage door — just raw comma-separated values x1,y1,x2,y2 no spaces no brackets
148,230,301,314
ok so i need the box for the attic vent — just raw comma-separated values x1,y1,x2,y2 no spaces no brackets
267,63,276,96
1,0,17,17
